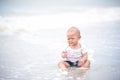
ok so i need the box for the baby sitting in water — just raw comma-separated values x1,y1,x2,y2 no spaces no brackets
58,27,90,69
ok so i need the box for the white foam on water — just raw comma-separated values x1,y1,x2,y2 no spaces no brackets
0,7,120,34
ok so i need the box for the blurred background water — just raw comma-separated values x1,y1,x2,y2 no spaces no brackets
0,0,120,80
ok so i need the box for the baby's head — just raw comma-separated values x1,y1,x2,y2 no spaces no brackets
67,27,81,46
67,27,81,38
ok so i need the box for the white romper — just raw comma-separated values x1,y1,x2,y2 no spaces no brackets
64,44,87,62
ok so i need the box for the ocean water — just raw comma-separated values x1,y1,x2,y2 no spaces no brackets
0,16,120,80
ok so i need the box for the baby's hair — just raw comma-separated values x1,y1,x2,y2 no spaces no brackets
67,26,81,37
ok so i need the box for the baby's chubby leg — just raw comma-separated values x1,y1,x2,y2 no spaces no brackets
77,59,90,68
58,60,70,69
83,60,90,68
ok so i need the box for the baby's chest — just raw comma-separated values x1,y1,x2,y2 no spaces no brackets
67,50,82,56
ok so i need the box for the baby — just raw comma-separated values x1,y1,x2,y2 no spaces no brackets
58,27,90,69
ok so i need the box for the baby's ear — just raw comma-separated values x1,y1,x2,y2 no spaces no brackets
79,35,81,38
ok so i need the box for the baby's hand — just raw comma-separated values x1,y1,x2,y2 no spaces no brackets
61,51,67,58
78,59,84,67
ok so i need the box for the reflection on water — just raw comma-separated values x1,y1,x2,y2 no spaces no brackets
0,23,120,80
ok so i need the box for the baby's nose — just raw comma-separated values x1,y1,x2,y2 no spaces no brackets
69,39,73,42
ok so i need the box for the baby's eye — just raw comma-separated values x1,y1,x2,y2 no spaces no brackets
67,38,70,40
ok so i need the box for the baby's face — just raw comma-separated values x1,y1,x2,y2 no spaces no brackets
67,31,80,47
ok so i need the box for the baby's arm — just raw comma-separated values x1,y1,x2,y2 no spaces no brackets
79,52,88,66
81,52,88,62
61,51,67,58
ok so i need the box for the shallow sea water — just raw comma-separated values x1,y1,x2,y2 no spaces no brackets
0,22,120,80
